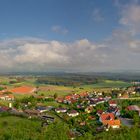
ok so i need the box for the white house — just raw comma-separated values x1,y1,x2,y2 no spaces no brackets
55,108,67,113
67,110,79,117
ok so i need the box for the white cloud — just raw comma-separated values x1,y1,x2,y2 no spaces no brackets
51,25,68,35
119,2,140,34
0,38,112,72
0,31,140,72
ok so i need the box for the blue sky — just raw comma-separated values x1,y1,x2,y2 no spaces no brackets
0,0,119,41
0,0,140,72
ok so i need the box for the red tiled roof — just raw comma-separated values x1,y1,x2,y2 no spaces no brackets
65,95,72,100
7,94,14,98
109,100,117,104
73,94,80,99
56,97,64,103
100,113,115,121
79,92,88,97
103,119,121,126
127,105,140,111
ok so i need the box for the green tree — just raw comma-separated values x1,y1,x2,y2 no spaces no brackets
54,93,58,99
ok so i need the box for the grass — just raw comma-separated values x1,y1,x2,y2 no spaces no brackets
0,116,42,140
91,80,132,88
37,85,73,96
43,101,62,107
13,93,33,99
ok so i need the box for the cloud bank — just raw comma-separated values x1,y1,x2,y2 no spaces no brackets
0,1,140,72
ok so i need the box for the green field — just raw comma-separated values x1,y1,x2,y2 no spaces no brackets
91,80,132,88
0,76,133,99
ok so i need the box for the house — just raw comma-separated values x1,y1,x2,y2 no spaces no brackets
104,96,112,101
64,94,80,104
103,119,121,129
0,106,10,112
68,99,77,104
108,106,120,116
88,99,97,106
100,113,115,122
109,100,117,107
85,106,93,113
107,106,117,113
56,97,64,103
0,94,14,101
9,86,36,94
36,106,50,113
79,121,86,126
127,86,135,92
77,104,84,109
119,93,129,99
97,110,103,116
67,110,79,117
79,92,88,98
55,108,67,113
127,105,140,116
100,113,121,129
72,94,80,100
96,92,103,96
96,97,105,104
65,95,72,101
24,109,40,117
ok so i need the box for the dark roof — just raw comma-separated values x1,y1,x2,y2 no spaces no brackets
68,110,78,114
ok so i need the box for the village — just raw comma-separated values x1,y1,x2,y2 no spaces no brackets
0,82,140,139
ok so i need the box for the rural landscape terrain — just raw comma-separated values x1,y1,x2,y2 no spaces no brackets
1,0,140,139
0,72,140,140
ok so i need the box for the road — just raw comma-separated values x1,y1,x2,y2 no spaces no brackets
116,97,140,100
119,117,134,127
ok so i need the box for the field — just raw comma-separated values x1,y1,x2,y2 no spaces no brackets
91,80,132,88
0,75,133,99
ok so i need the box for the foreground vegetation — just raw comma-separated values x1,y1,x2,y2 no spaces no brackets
0,115,139,140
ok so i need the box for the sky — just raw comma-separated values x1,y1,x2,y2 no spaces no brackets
0,0,140,72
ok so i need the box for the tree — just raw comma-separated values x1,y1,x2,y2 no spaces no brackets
54,93,58,99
